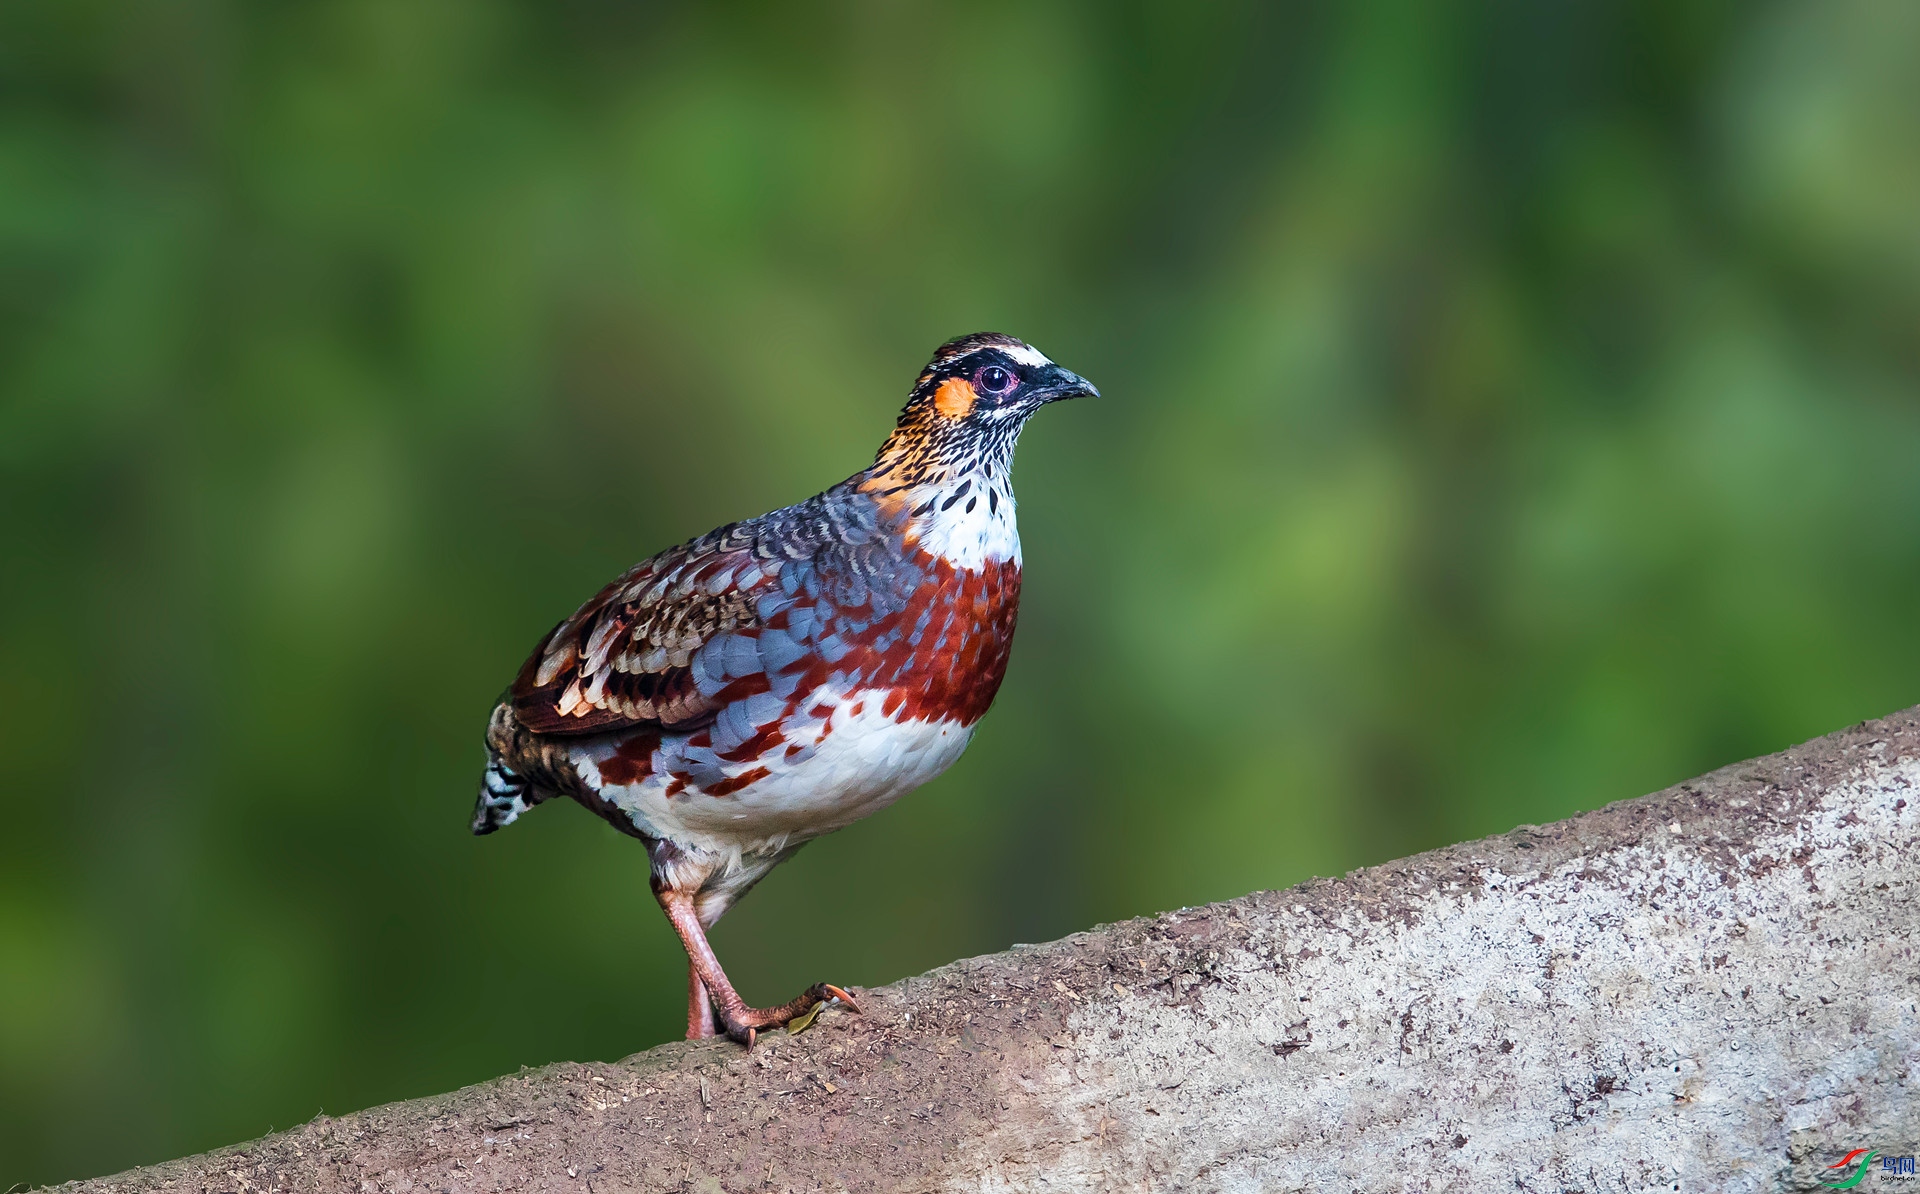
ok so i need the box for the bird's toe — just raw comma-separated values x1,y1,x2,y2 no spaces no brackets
811,983,862,1015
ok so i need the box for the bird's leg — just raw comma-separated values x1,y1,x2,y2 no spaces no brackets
657,888,860,1047
686,966,720,1039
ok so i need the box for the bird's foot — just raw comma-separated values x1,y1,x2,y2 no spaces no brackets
716,983,861,1048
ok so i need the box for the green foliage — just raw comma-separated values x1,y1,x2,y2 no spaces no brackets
5,0,1919,1183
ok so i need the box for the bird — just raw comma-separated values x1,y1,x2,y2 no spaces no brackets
472,332,1097,1046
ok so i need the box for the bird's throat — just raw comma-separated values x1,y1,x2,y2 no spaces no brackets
897,466,1021,570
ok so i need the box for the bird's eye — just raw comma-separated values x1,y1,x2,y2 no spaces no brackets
973,365,1016,396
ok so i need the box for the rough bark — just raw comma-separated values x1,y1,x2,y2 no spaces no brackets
51,709,1920,1193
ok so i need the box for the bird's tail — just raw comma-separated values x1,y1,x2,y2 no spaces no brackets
471,700,556,835
472,753,533,834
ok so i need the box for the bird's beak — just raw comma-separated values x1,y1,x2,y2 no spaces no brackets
1031,365,1100,403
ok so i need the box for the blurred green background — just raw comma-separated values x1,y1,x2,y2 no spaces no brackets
6,0,1920,1183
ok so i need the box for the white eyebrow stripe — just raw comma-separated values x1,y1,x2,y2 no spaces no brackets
998,343,1052,368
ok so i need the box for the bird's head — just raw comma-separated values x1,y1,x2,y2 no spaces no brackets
870,333,1097,487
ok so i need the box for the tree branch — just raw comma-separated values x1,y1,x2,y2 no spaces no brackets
50,709,1920,1192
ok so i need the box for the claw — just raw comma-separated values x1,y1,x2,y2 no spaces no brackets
660,892,856,1051
715,984,861,1047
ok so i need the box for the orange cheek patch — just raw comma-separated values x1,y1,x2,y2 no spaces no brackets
933,377,976,419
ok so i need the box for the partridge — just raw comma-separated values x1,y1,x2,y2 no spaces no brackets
472,332,1097,1045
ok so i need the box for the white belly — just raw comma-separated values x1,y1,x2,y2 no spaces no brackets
576,682,977,857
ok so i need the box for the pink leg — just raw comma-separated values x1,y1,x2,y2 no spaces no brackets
686,966,719,1039
658,888,859,1047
